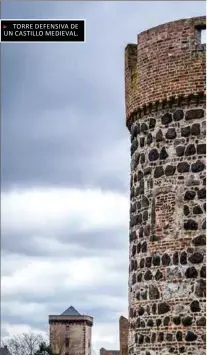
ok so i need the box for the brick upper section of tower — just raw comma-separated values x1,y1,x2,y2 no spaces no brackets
125,16,206,123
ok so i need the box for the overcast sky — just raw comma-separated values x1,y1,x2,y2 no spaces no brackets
1,1,206,353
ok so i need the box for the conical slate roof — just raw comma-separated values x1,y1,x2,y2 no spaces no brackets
61,306,81,316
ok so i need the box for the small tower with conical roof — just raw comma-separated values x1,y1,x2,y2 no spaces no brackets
49,306,93,355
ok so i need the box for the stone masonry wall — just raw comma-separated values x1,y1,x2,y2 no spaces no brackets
125,16,206,355
119,316,129,355
50,321,92,355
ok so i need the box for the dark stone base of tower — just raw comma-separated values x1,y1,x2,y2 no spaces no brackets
125,17,206,355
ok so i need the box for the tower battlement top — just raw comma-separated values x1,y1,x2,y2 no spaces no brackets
125,16,206,123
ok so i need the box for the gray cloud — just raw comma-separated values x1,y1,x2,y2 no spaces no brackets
2,225,128,257
3,1,205,192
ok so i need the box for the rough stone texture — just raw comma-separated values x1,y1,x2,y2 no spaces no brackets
119,316,129,355
49,312,93,355
125,16,206,355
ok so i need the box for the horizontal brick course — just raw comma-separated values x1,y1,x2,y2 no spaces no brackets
125,16,206,123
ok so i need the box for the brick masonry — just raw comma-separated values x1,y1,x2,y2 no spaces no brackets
125,16,206,122
125,16,206,355
119,316,129,355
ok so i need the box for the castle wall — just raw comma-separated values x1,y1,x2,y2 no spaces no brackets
125,16,206,355
119,316,129,355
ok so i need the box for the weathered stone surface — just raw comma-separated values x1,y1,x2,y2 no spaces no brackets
162,254,171,266
177,162,190,173
138,306,145,316
165,165,176,176
155,269,163,281
149,285,160,300
173,316,181,325
140,137,145,147
180,251,187,265
131,139,138,156
181,126,191,137
191,123,200,136
197,144,206,155
140,258,145,268
185,108,204,120
184,219,198,230
141,122,148,133
156,129,163,142
162,112,172,125
137,273,142,282
185,266,198,278
143,210,148,221
190,300,201,312
184,190,196,200
144,167,151,175
149,149,159,161
147,319,154,327
140,153,145,164
163,317,170,326
191,160,205,173
166,128,176,139
185,331,197,342
158,302,170,314
155,319,161,328
141,241,147,253
145,257,152,268
144,224,150,236
192,235,206,246
166,333,173,342
154,166,164,178
197,188,206,200
193,205,203,214
196,317,206,327
173,109,184,121
137,170,144,181
195,279,206,297
129,231,137,242
131,125,138,140
183,205,190,216
149,118,156,129
142,196,149,208
176,145,185,157
144,270,153,281
147,133,153,145
185,143,196,156
130,215,138,227
188,252,203,264
160,147,168,160
200,266,206,278
176,331,182,341
153,255,160,266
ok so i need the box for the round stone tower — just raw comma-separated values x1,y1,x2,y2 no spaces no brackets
125,17,206,355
